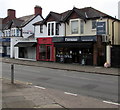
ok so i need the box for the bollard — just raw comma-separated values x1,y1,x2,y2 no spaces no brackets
11,64,14,84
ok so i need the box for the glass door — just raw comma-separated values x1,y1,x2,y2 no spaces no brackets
46,45,51,60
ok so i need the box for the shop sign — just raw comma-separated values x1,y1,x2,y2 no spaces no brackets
81,36,97,42
0,38,10,42
97,22,106,35
65,37,79,42
22,30,34,34
52,37,64,42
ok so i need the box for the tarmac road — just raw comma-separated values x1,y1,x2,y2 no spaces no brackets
2,62,119,103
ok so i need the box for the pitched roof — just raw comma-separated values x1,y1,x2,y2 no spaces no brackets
3,19,24,30
63,7,119,22
2,13,44,29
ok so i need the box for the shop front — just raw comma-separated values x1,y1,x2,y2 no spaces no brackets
0,38,10,57
36,37,55,61
14,41,36,60
52,36,105,65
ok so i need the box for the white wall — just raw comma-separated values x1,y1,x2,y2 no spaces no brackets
22,15,43,38
35,22,65,38
35,25,47,37
10,37,22,58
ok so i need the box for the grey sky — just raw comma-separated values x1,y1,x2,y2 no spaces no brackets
0,0,119,19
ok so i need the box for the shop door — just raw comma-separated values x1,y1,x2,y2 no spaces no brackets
46,45,51,61
72,49,79,63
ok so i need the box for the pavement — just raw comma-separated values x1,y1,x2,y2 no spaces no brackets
1,57,120,76
1,57,120,109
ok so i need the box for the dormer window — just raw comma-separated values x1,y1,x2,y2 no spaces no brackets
47,22,59,36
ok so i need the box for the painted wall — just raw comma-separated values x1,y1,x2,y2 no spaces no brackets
66,18,108,36
22,15,43,38
35,25,47,37
35,22,65,38
10,37,22,58
108,19,120,45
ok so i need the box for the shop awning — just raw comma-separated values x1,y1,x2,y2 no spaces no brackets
54,42,93,48
14,42,36,47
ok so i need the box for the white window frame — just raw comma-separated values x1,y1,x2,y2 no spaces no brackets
70,19,79,34
92,20,97,30
80,20,84,34
47,22,59,36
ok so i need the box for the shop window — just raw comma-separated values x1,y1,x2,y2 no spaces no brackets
80,20,84,34
39,45,46,59
92,20,97,29
71,20,78,34
6,47,10,55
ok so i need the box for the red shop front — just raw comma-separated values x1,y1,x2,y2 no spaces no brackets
36,37,55,61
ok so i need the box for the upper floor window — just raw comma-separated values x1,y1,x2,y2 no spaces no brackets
40,25,43,33
47,22,59,36
56,23,59,35
17,29,19,36
71,20,78,34
48,23,50,36
51,23,54,35
8,30,11,37
92,20,97,29
80,20,84,34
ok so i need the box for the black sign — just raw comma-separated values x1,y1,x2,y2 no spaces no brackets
64,37,80,42
52,36,97,42
81,36,97,42
52,37,64,42
0,38,11,42
97,22,106,35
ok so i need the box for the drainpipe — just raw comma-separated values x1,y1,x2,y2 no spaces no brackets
65,23,66,36
106,19,116,67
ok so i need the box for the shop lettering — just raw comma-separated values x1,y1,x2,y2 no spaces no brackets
81,39,94,41
65,38,78,42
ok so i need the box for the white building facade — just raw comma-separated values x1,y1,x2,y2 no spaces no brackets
11,6,44,60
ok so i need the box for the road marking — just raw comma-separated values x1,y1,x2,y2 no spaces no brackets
34,86,46,90
64,92,77,96
103,101,120,106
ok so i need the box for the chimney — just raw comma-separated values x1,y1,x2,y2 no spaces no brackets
8,9,16,19
34,5,42,16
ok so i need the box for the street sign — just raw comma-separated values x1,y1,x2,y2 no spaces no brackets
97,22,106,35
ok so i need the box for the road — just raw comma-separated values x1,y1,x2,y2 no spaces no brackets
2,62,119,103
